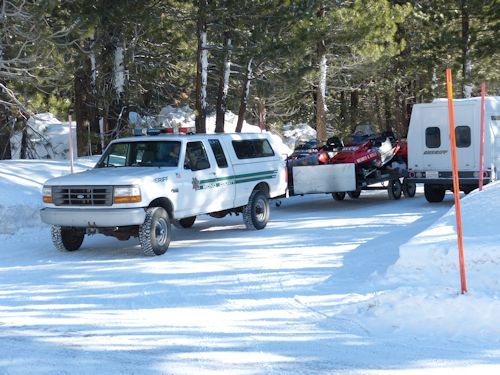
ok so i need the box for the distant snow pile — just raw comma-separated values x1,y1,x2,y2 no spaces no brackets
282,123,316,150
0,158,97,234
342,181,500,340
10,113,77,160
10,108,295,160
156,105,195,129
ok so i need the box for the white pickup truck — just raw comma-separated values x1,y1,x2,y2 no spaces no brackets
40,132,287,255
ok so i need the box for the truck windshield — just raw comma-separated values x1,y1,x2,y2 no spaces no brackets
96,141,181,168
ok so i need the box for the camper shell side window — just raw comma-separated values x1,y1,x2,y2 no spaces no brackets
455,126,471,148
232,139,275,159
425,127,441,148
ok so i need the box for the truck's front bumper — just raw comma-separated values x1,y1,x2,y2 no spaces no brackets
40,207,146,227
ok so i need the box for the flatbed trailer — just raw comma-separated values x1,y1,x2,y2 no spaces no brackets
287,163,416,201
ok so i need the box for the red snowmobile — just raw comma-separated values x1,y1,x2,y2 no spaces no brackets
328,126,406,175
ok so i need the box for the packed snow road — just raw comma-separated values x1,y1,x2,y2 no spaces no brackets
0,190,496,374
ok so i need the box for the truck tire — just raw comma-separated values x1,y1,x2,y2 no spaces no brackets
51,226,85,252
139,207,171,256
388,179,402,200
402,178,416,198
424,184,445,203
173,216,196,228
243,190,270,230
332,192,346,201
347,190,361,199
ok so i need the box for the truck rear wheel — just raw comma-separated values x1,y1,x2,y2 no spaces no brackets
424,184,445,203
51,226,85,252
243,190,270,230
388,179,402,200
139,207,171,256
332,192,346,201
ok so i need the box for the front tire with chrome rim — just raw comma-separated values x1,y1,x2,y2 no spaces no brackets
139,207,171,256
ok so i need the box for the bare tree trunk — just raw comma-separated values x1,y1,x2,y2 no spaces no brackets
316,41,328,144
103,34,127,143
19,120,28,159
315,3,328,145
384,92,392,131
461,0,472,98
394,86,405,137
215,32,231,133
375,94,384,130
0,108,12,159
195,0,208,134
339,91,347,130
350,90,359,132
257,98,267,131
235,58,253,133
75,38,101,157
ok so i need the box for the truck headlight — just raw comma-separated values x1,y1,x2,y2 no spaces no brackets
113,185,142,203
42,186,53,203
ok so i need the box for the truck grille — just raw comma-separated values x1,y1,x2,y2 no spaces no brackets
52,186,113,206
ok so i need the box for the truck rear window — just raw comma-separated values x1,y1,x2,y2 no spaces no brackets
425,127,441,148
232,139,275,159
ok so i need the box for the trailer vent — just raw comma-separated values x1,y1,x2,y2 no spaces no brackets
53,186,113,206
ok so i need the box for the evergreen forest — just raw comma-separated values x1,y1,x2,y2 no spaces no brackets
0,0,498,158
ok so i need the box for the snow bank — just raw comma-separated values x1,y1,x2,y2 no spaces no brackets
10,113,77,160
342,182,500,340
283,123,316,150
0,158,98,234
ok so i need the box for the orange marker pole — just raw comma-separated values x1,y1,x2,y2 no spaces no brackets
446,68,467,294
479,82,486,191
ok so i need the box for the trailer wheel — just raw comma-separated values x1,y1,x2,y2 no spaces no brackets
424,184,445,203
388,179,402,200
347,190,361,199
332,192,346,201
402,178,416,198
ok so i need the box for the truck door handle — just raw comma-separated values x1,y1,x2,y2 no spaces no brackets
171,188,179,193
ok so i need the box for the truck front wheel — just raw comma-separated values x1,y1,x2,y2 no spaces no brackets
243,190,270,230
51,226,85,252
139,207,171,256
424,184,445,203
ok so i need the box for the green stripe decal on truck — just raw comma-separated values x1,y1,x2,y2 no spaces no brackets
195,170,278,190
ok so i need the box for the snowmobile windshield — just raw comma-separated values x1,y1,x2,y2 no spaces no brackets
96,141,181,168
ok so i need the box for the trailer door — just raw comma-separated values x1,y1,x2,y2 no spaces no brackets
453,103,477,171
421,106,451,172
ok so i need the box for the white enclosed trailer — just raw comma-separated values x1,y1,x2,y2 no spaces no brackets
407,96,500,202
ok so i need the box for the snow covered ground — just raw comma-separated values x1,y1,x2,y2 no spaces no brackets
0,157,499,374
